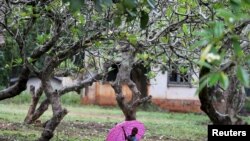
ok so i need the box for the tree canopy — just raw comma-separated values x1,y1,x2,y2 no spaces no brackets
0,0,250,140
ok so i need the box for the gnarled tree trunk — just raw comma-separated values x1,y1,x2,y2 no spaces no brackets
38,76,67,141
111,41,151,121
24,85,43,124
0,66,30,100
25,73,101,125
25,99,50,124
199,66,247,125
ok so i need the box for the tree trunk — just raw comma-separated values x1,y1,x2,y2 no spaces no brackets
199,66,247,125
131,64,149,109
38,78,68,141
0,66,30,100
111,41,151,121
131,64,148,99
38,109,67,141
25,98,50,124
25,73,100,124
24,85,43,124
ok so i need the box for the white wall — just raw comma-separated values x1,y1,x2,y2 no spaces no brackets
166,87,198,100
61,77,75,87
149,68,168,99
26,77,63,93
26,78,41,93
149,70,198,100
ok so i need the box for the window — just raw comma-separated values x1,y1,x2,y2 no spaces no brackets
168,65,192,87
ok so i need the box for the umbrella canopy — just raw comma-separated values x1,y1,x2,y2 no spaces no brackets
106,120,145,141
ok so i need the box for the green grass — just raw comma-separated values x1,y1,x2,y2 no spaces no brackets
0,91,81,105
0,103,212,141
1,102,249,141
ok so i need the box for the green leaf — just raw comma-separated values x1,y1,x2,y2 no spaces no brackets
116,3,125,14
182,24,188,34
127,34,137,46
208,72,220,86
243,0,250,5
216,9,234,21
237,66,249,86
94,41,102,47
62,0,70,3
63,0,84,12
179,66,188,74
195,60,212,69
13,58,22,65
94,0,112,12
214,22,224,38
232,36,244,56
126,14,136,22
140,10,149,29
123,0,137,9
159,37,169,43
146,71,156,79
161,55,167,63
114,16,122,26
165,7,172,17
220,72,229,89
195,73,209,95
142,53,149,60
27,57,35,63
213,3,224,9
230,0,241,6
94,0,103,12
126,9,137,17
190,39,209,50
36,34,47,44
103,0,113,6
201,44,212,61
178,7,187,14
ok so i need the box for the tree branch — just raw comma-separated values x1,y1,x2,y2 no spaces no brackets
58,72,102,95
147,16,189,42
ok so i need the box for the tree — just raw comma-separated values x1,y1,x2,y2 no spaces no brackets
0,0,250,140
0,0,105,140
195,0,250,124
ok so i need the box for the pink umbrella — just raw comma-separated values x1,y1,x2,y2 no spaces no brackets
106,120,145,141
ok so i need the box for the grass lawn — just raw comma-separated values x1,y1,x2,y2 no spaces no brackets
0,103,212,141
0,93,250,141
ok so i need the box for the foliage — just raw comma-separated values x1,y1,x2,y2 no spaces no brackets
192,0,250,91
63,0,153,29
0,0,250,137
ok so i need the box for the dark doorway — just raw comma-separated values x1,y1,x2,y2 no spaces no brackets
106,63,120,81
130,64,149,99
106,63,149,98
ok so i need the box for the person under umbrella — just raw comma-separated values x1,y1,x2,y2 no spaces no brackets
122,127,138,141
106,120,145,141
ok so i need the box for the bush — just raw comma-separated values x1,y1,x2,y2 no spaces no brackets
0,91,81,106
60,92,81,106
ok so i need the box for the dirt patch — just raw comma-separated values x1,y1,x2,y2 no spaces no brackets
0,122,21,130
0,120,186,141
56,121,115,137
62,121,114,132
144,136,181,141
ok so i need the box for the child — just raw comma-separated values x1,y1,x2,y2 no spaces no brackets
122,127,138,141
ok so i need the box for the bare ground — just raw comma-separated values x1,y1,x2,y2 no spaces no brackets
0,120,184,141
